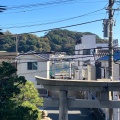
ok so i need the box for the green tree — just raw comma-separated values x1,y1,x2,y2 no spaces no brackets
14,81,43,118
1,29,108,54
0,62,43,120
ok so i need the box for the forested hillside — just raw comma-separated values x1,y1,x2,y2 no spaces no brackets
0,29,108,54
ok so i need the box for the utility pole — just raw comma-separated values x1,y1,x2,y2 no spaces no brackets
108,0,114,80
108,0,114,120
16,35,18,53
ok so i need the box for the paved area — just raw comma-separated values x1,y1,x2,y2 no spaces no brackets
44,107,95,120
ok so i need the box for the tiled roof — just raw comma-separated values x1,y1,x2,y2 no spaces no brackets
0,52,18,59
98,51,120,61
16,51,50,60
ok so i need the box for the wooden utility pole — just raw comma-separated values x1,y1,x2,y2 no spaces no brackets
15,35,18,53
108,0,114,80
108,0,114,120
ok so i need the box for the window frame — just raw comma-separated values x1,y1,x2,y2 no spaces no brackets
83,49,91,55
27,62,38,70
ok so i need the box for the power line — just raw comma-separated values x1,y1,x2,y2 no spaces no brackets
1,12,106,27
2,0,107,14
15,56,99,63
7,0,77,10
17,66,74,76
23,19,104,34
7,0,106,10
0,19,104,36
0,44,117,58
16,60,111,76
5,0,80,14
1,8,105,29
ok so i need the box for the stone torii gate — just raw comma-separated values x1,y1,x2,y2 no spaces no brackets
36,76,120,120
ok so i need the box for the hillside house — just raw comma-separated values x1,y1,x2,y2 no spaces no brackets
97,51,120,80
95,51,120,120
16,51,50,96
74,35,118,80
0,51,18,66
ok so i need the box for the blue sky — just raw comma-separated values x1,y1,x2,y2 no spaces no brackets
0,0,120,44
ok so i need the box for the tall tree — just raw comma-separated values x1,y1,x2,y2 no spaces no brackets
1,29,108,54
0,62,43,120
14,81,43,119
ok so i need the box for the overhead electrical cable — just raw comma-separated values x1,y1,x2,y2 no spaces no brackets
2,8,105,29
7,0,79,10
0,46,117,57
23,19,104,34
7,0,106,10
0,19,104,37
3,0,107,14
2,12,106,27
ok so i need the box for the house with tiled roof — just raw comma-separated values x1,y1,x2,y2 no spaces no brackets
97,51,120,80
16,51,50,97
97,51,120,120
0,51,18,66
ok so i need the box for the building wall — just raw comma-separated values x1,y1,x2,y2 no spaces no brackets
100,61,120,120
0,52,18,67
16,54,50,88
101,61,119,80
75,35,108,79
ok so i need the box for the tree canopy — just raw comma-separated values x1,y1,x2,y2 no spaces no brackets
0,62,43,120
1,29,108,54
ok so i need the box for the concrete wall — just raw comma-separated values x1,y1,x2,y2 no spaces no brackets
17,54,50,88
75,35,108,79
101,61,119,80
100,61,120,120
88,64,96,80
48,90,84,99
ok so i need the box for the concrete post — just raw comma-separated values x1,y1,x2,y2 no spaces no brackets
59,90,68,120
100,91,109,120
113,92,119,120
69,62,71,78
52,60,55,77
100,91,114,120
100,91,109,101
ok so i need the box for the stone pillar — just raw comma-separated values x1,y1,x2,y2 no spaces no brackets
69,62,71,78
59,90,68,120
100,91,111,120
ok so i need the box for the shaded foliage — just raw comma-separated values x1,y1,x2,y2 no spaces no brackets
0,62,43,120
1,29,108,54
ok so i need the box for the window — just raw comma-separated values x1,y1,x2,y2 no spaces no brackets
78,61,80,66
76,39,81,44
83,49,91,55
97,46,102,49
83,59,90,66
27,62,37,70
78,50,80,55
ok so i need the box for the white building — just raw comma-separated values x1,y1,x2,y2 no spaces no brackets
16,51,50,96
98,52,120,80
98,51,120,120
50,53,75,79
75,35,108,79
